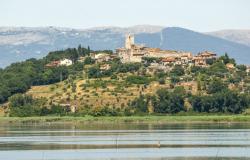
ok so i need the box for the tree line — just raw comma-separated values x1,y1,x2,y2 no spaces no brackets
0,45,94,104
128,87,250,115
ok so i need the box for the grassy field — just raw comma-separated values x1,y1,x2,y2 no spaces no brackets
1,115,250,124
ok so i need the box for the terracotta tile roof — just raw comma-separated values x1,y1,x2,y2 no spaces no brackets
161,57,176,62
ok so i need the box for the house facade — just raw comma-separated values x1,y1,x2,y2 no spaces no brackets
94,53,112,63
45,61,60,67
193,51,217,67
60,59,73,66
45,59,73,67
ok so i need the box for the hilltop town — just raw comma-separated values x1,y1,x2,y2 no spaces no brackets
48,34,220,70
45,34,247,77
117,34,217,66
0,35,250,117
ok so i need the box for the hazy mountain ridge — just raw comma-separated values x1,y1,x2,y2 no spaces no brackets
0,25,250,68
0,25,164,45
0,25,165,67
135,27,250,65
207,30,250,47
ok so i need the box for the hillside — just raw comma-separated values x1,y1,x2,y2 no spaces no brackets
1,46,250,117
26,74,166,111
1,26,250,68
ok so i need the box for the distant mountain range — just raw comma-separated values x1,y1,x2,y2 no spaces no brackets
0,25,249,68
207,30,250,47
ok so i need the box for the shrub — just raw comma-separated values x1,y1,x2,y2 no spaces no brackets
129,95,150,113
50,105,69,115
8,94,46,117
170,65,185,76
158,78,165,84
126,75,151,84
207,78,227,94
84,57,95,65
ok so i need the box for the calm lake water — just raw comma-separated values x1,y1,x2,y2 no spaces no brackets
1,122,250,160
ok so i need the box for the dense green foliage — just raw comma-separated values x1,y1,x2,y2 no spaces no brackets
9,94,46,117
126,75,151,84
116,63,142,73
208,61,228,77
46,45,90,62
191,90,249,113
87,62,142,78
219,53,236,65
87,65,113,78
0,59,70,103
152,88,186,114
0,46,95,104
128,87,250,115
170,65,185,76
84,57,95,65
8,94,73,117
128,95,150,114
207,78,227,94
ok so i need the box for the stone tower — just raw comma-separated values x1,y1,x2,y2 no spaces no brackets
125,34,134,49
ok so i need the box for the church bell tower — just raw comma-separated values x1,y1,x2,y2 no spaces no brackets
125,34,134,49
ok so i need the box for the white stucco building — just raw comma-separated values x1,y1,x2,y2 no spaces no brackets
60,59,73,66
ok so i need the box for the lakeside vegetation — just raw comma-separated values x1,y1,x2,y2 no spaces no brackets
0,46,250,118
2,115,250,124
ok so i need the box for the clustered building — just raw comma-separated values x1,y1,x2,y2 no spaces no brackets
116,34,217,67
45,58,73,67
46,34,218,70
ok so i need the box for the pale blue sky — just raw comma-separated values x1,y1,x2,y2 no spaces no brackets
1,0,250,31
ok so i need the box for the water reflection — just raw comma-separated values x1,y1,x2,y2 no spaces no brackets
0,122,250,160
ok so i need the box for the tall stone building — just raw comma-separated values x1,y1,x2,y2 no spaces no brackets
125,34,134,49
116,34,146,63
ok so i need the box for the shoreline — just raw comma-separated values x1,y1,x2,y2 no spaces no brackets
1,115,250,124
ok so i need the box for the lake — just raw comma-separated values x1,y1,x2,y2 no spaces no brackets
0,122,250,160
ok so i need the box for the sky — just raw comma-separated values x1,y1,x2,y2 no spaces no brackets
1,0,250,32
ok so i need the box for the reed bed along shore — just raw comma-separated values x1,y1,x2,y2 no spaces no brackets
1,115,250,124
